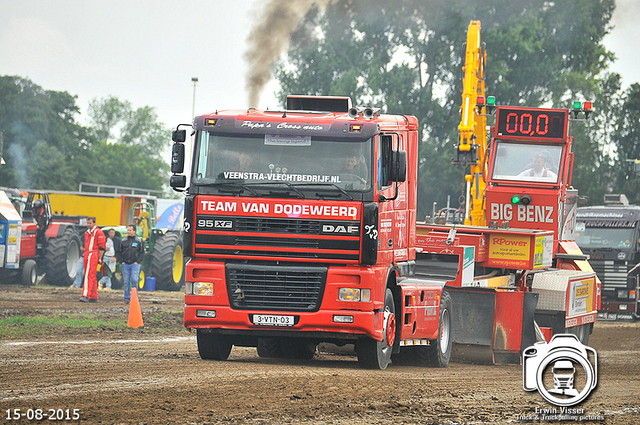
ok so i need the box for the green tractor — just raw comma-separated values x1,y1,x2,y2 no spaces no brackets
104,202,185,291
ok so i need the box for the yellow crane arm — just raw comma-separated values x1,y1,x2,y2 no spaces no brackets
457,20,487,226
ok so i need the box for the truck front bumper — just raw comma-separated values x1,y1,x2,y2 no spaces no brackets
184,305,382,341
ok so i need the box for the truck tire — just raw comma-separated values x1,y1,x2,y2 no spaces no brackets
149,232,185,291
420,291,452,367
44,227,82,287
391,292,453,367
21,259,38,286
356,288,395,370
257,338,282,358
281,338,316,360
197,330,232,360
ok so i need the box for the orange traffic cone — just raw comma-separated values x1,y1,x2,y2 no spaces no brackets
128,287,144,328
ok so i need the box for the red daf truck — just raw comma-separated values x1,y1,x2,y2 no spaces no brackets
170,95,430,369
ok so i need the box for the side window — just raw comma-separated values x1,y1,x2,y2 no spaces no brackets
195,132,210,180
378,134,393,189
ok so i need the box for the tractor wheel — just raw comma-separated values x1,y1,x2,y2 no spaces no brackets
44,227,82,287
149,232,185,291
110,265,124,290
356,288,395,370
21,259,38,286
138,266,146,290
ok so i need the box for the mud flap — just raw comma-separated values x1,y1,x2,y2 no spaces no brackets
448,287,495,364
448,287,539,364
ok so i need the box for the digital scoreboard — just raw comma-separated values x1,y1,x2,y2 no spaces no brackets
495,107,567,140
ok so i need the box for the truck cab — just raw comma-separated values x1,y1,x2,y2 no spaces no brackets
170,96,448,369
576,194,640,320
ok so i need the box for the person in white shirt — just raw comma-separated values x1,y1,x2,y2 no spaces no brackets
517,152,557,180
99,228,118,290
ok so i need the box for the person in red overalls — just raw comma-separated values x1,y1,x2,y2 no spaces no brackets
80,217,106,303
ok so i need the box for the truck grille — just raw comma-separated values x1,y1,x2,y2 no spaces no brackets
226,263,327,312
590,260,629,289
195,215,360,262
236,217,320,234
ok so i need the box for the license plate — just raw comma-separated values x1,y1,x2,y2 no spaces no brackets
252,314,294,326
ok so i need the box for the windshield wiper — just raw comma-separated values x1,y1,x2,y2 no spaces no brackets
243,182,305,198
290,183,354,201
212,181,258,196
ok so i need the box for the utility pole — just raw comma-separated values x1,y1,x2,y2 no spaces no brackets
191,77,199,120
0,131,5,165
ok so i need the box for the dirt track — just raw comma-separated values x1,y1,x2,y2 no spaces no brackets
1,284,640,424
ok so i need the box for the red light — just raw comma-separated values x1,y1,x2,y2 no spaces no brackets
583,101,593,111
476,95,485,105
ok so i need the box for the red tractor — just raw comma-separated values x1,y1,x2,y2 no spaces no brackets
0,190,85,286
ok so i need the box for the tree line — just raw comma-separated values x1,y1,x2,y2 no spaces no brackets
0,77,170,194
274,0,640,216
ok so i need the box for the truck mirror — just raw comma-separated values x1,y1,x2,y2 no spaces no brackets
171,143,185,174
389,150,407,182
170,174,187,190
172,129,186,143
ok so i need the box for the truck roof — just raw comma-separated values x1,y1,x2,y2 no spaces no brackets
194,108,419,134
577,204,640,220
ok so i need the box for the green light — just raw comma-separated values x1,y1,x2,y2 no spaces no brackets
511,194,521,204
572,100,582,110
487,96,496,106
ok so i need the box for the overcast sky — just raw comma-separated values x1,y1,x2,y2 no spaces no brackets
1,0,638,132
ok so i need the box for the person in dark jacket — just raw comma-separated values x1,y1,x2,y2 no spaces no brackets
117,224,145,303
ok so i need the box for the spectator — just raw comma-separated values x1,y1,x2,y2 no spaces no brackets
117,224,145,304
70,249,84,288
99,228,120,290
80,217,106,303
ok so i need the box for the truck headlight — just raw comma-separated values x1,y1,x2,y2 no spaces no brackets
185,282,214,296
196,309,217,318
617,290,628,299
339,288,370,302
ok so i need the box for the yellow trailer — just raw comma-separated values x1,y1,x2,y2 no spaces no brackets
47,191,157,227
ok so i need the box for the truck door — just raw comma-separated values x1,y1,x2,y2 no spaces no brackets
377,133,409,263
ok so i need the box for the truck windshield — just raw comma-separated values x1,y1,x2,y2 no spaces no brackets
192,132,373,191
575,222,637,249
491,142,562,183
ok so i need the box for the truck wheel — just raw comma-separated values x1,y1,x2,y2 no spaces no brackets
257,338,283,358
44,227,82,287
356,288,395,370
566,323,591,346
149,232,185,291
21,259,38,286
281,338,316,360
391,348,413,366
420,291,453,367
110,268,124,290
197,330,232,360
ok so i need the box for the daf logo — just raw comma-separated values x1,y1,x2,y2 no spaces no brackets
215,220,233,229
322,224,359,234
